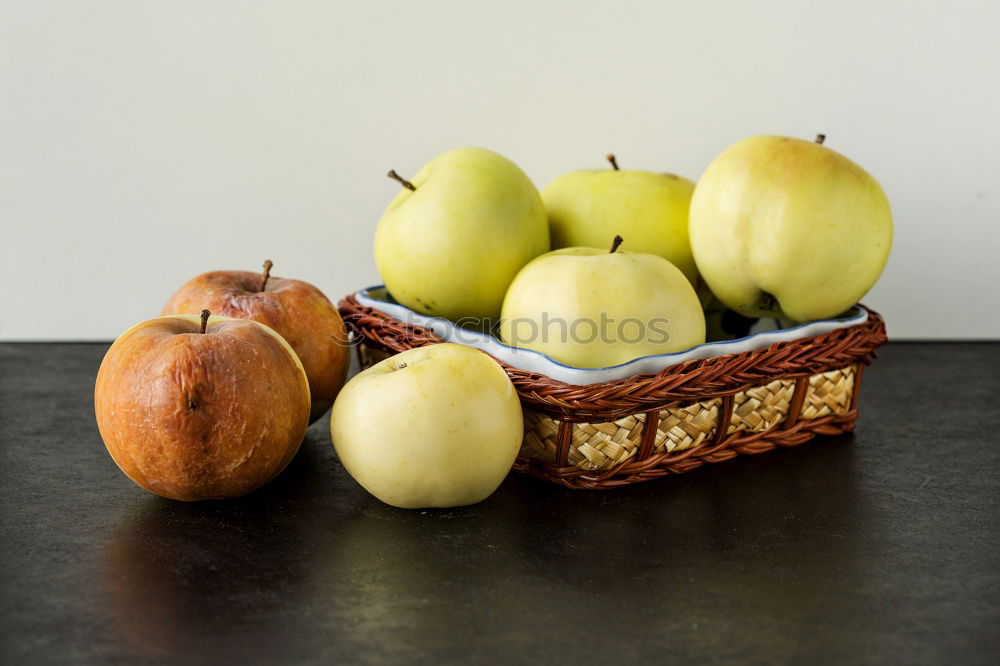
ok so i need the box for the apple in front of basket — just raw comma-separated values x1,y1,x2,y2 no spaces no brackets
499,236,706,368
95,311,311,501
330,344,524,509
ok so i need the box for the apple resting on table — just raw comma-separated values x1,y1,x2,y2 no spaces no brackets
689,134,893,322
162,261,349,423
331,343,524,509
375,147,549,324
542,154,698,286
95,310,310,501
500,236,705,368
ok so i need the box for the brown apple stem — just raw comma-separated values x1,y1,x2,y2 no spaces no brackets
259,259,273,292
387,169,416,191
815,133,826,145
200,309,210,334
606,153,620,170
609,235,624,253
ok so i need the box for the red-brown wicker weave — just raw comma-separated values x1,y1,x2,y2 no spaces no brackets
338,295,887,489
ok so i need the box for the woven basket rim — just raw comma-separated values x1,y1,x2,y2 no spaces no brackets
338,295,887,422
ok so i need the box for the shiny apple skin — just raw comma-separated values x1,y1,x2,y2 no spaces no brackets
689,135,893,321
162,271,349,423
331,343,523,509
543,169,698,286
95,315,310,501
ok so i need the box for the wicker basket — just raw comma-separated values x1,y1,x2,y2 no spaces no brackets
338,295,887,489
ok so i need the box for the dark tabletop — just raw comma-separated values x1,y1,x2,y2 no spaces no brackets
1,342,998,665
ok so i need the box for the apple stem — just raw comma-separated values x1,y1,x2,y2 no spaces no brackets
259,259,273,292
815,133,826,145
609,235,624,253
200,309,210,334
387,169,416,191
606,153,620,170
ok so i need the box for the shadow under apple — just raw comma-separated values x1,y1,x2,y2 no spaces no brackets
93,424,340,660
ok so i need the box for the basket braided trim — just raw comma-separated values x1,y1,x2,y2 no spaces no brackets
338,296,885,490
338,296,886,423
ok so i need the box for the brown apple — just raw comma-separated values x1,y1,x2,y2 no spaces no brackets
95,310,310,501
161,260,349,423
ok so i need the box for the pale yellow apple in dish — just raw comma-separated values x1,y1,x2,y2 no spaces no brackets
374,147,549,324
499,237,705,368
330,344,523,509
689,135,893,322
542,155,698,285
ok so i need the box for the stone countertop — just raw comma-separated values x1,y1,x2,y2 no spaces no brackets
1,342,998,664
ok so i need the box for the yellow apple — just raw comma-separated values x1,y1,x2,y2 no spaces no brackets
499,236,705,368
689,135,893,321
542,155,698,285
374,147,549,324
330,343,523,509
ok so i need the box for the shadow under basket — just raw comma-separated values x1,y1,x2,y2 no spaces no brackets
338,295,888,490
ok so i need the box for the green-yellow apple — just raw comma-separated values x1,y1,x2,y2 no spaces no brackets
95,310,310,501
689,134,893,321
499,236,705,368
374,147,549,323
162,260,349,423
330,343,523,509
542,154,698,285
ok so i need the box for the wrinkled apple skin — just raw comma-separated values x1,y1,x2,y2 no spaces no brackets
499,247,705,368
95,315,310,501
689,136,893,322
374,147,549,323
162,271,349,423
543,169,698,285
331,344,523,509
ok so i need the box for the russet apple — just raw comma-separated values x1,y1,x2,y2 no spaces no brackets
330,343,523,509
500,236,705,368
162,260,349,423
542,154,698,285
689,134,893,321
95,310,310,501
374,147,549,323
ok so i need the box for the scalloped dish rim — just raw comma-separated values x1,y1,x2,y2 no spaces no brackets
353,286,869,386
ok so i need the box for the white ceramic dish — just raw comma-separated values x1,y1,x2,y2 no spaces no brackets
353,286,869,386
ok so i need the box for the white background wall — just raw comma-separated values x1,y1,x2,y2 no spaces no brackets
2,1,998,340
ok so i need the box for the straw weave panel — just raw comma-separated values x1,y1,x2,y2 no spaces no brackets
729,379,796,433
518,364,858,474
569,414,646,470
522,409,561,463
801,366,856,419
654,399,720,453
